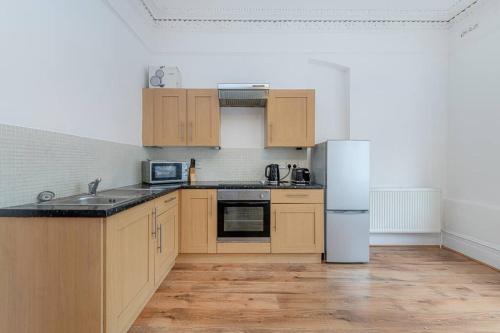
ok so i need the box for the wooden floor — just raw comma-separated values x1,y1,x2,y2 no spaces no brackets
129,247,500,333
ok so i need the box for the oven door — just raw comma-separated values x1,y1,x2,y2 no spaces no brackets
217,201,270,239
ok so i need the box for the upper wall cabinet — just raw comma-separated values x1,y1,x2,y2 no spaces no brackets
143,88,220,147
187,89,220,147
144,88,187,146
265,89,315,148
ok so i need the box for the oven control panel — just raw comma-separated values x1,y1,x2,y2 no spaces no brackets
217,189,270,201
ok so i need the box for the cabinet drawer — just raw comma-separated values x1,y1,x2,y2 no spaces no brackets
271,189,324,204
155,191,178,216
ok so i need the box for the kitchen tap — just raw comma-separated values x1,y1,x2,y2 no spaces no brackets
88,177,102,195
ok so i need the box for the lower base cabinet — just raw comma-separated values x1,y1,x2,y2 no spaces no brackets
106,202,156,333
271,203,324,253
154,193,179,286
0,191,181,333
106,191,179,333
0,217,105,333
180,189,217,253
0,188,324,333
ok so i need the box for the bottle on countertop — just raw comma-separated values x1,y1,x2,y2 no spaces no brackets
188,158,196,182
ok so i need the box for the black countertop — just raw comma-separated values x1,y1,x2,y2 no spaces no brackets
0,181,323,218
125,181,323,190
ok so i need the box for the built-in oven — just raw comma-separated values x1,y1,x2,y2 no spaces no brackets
142,160,188,184
217,189,270,242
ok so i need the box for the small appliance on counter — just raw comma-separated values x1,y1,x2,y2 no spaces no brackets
264,164,280,185
291,167,311,185
142,160,188,184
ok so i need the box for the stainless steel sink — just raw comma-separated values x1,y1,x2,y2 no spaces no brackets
99,189,155,197
38,194,137,207
36,187,168,207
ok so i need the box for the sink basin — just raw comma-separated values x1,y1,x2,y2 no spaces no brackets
36,187,168,207
69,196,133,205
38,194,137,207
99,189,155,197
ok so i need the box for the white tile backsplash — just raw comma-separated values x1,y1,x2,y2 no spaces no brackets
0,123,308,207
0,123,149,207
148,147,308,181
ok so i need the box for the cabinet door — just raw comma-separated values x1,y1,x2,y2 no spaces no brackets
180,189,217,253
152,89,187,146
154,204,178,286
266,89,315,147
271,204,324,253
187,89,220,147
106,203,155,333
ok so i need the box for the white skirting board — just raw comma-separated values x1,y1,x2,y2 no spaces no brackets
442,231,500,269
370,233,442,246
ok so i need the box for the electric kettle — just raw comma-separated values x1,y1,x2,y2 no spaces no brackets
265,164,280,184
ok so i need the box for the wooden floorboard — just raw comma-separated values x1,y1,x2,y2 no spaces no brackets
129,247,500,333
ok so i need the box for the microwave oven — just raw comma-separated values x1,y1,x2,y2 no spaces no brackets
142,160,188,184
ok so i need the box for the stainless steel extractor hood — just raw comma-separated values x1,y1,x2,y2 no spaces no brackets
218,83,269,107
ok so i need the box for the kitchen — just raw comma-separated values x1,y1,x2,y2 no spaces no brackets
1,0,500,332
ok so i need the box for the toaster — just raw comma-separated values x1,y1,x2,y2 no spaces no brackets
291,168,311,184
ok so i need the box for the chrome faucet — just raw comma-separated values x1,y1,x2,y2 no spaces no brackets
88,177,102,195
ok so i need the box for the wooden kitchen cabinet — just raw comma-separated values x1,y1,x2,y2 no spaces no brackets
271,203,324,253
154,192,179,287
0,191,181,333
106,202,156,333
142,88,220,147
0,186,327,333
0,217,105,333
187,89,220,146
271,189,324,204
265,89,315,147
180,189,217,253
143,88,187,146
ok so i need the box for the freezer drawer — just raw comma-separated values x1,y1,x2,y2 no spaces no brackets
325,210,369,263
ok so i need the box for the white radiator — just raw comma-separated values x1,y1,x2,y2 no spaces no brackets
370,188,441,233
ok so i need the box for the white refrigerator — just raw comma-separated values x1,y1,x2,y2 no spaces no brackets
311,140,370,263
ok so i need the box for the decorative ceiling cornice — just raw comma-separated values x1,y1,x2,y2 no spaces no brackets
138,0,481,28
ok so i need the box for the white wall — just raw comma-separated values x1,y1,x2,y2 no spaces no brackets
151,29,448,188
0,1,448,189
0,0,150,146
444,0,500,268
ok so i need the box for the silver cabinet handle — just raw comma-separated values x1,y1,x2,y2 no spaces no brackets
151,208,157,239
157,224,162,253
164,197,176,204
273,210,277,232
189,122,193,142
286,194,308,197
208,193,213,217
180,122,185,140
269,123,273,143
